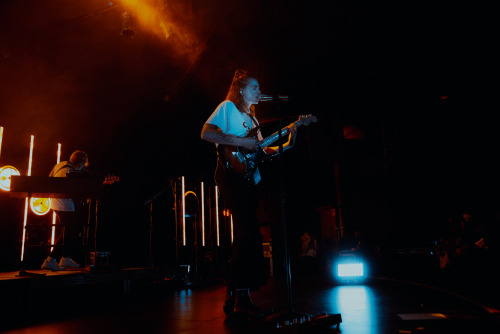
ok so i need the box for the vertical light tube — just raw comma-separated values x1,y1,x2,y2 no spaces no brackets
21,198,29,261
56,143,61,163
215,185,220,246
27,136,34,176
50,143,61,252
230,214,234,244
0,126,4,160
21,135,34,262
201,181,205,247
182,176,186,246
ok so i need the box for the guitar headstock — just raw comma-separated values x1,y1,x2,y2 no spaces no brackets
298,114,318,126
103,174,120,185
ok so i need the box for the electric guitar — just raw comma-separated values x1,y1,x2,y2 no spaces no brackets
217,114,317,182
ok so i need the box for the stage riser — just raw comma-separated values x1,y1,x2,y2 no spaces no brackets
0,266,188,327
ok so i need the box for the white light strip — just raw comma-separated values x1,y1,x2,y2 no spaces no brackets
182,176,186,246
201,182,205,247
57,143,61,163
21,135,34,262
21,198,29,261
215,185,219,246
0,126,4,160
50,143,61,252
27,136,33,176
230,214,233,244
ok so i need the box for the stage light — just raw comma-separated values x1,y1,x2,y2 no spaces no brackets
27,135,33,176
184,191,198,217
160,20,172,39
50,143,61,252
230,214,233,244
0,165,21,191
121,11,136,37
334,253,367,283
21,135,34,262
0,126,3,159
30,197,51,216
337,262,364,278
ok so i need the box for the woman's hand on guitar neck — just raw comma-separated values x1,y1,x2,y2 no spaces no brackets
287,124,298,147
265,124,298,155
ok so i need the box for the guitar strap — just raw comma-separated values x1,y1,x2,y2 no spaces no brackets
249,114,261,137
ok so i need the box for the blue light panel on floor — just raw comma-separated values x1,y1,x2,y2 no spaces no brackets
337,262,364,278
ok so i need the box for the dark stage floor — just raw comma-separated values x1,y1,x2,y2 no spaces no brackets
1,258,500,334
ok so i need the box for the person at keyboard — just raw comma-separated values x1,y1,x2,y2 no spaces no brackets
41,150,89,271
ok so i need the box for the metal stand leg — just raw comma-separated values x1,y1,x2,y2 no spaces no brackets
265,98,341,331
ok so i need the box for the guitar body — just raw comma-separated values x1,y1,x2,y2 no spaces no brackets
217,114,317,183
217,127,267,181
217,144,267,181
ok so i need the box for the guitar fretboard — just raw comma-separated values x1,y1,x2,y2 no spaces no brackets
259,119,304,149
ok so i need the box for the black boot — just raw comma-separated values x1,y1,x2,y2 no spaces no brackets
223,288,236,317
234,289,263,318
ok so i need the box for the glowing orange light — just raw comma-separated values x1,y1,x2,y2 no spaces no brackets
0,165,21,191
230,214,234,244
160,20,172,39
0,126,3,159
185,190,196,197
30,197,51,216
121,0,158,25
27,135,33,177
119,0,200,57
56,143,61,163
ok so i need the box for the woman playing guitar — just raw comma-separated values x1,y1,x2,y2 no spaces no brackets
200,69,299,319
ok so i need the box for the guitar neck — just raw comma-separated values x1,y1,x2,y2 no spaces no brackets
259,119,304,149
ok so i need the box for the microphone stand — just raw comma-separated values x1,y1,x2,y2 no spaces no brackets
264,97,299,324
266,96,342,330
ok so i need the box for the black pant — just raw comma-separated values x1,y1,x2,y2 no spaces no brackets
215,159,266,291
49,210,83,262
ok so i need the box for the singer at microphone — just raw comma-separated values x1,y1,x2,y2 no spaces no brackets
200,69,299,319
259,94,289,102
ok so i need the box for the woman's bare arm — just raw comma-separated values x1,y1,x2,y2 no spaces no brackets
201,123,259,150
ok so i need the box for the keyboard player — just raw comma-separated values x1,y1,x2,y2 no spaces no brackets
41,150,89,271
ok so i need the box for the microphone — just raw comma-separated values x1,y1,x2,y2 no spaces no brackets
259,94,289,102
